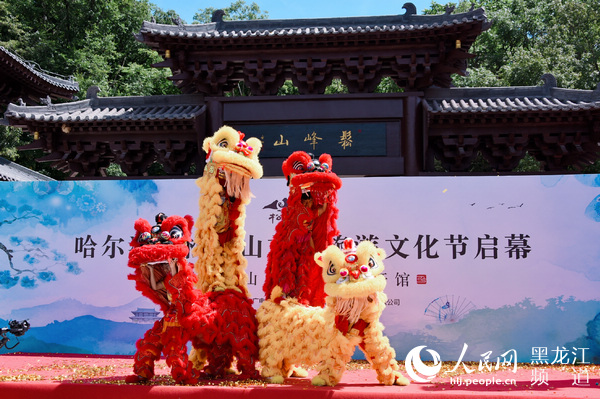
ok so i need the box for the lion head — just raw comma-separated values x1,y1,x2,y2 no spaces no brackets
314,239,387,324
282,151,341,206
202,126,263,203
129,213,194,262
128,212,195,307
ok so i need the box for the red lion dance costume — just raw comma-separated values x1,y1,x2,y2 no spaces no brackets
262,151,342,307
126,213,260,384
125,212,201,384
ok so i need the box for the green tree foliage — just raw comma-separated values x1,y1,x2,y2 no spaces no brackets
324,79,349,95
425,0,600,90
374,77,403,93
0,1,28,50
0,126,67,179
277,81,300,96
3,0,179,98
194,0,268,23
0,125,21,160
151,6,186,24
0,0,181,177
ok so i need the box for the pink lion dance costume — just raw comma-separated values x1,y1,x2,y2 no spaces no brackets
262,151,342,307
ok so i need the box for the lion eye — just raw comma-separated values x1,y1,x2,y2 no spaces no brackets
138,231,151,243
170,226,183,239
218,139,228,148
368,257,378,269
327,261,336,276
293,160,305,171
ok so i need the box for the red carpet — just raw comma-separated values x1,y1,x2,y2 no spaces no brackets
0,353,599,398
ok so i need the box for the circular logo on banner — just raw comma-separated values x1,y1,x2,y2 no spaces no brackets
404,345,442,382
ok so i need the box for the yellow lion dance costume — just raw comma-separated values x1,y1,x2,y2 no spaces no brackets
190,126,263,377
192,125,263,294
257,238,410,387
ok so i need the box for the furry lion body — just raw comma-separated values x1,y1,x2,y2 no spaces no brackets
257,240,410,387
189,126,263,377
192,125,263,295
263,151,342,307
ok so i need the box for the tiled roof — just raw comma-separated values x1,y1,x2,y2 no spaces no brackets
5,88,205,123
138,4,487,40
425,96,600,114
0,46,79,94
424,75,600,115
0,156,53,181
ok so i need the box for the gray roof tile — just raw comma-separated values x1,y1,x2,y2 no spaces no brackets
424,77,600,115
138,5,487,40
5,93,205,123
0,46,79,93
0,156,53,181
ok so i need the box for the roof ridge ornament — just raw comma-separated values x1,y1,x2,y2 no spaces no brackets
212,9,225,23
540,73,557,92
445,5,456,14
40,95,52,106
402,3,417,16
86,85,101,99
171,16,185,30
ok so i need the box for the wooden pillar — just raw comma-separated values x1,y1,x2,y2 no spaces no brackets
403,95,420,176
206,97,224,135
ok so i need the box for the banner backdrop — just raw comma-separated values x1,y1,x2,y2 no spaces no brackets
0,175,599,363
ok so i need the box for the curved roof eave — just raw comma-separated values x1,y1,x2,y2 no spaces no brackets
4,93,205,124
137,5,488,42
0,46,79,95
423,76,600,115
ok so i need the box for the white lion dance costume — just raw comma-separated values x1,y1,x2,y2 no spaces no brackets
257,238,410,387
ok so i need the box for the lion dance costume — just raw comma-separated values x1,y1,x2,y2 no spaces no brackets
257,239,411,387
262,151,342,307
188,125,263,378
125,212,201,384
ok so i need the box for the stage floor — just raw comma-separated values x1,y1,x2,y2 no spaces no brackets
0,353,599,398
